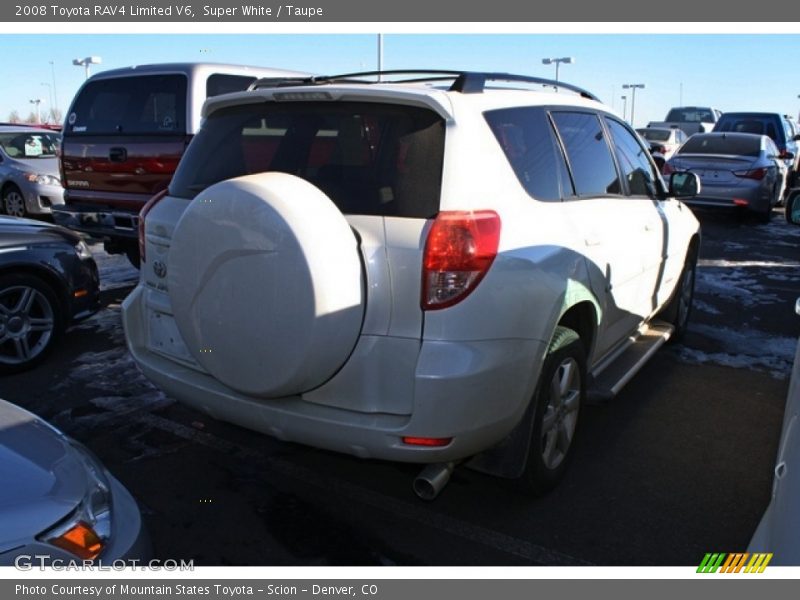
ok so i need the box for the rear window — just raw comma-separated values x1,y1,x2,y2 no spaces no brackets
637,129,670,142
665,108,715,123
678,135,761,157
67,74,187,135
0,131,60,158
715,115,782,143
170,102,445,218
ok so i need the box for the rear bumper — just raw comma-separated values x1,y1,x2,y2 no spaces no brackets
52,204,139,240
122,285,545,463
684,186,771,212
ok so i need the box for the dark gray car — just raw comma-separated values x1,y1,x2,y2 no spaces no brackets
0,216,99,373
665,132,784,222
0,399,150,566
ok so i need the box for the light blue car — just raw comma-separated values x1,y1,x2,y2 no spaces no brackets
0,126,64,217
0,399,150,566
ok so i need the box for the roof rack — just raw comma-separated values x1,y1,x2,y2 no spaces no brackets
248,70,600,101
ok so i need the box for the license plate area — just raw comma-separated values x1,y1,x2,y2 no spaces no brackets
147,310,196,365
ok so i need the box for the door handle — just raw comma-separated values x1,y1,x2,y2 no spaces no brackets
109,147,127,163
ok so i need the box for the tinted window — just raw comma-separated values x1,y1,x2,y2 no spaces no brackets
206,74,257,97
715,115,784,144
637,129,670,142
665,108,714,123
678,134,761,157
0,131,60,158
485,107,573,201
170,102,445,218
606,119,658,198
68,74,187,135
551,112,620,196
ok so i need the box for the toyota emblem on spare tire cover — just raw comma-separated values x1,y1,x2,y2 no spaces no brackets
153,260,167,278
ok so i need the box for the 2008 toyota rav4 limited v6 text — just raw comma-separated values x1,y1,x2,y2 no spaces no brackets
122,71,701,499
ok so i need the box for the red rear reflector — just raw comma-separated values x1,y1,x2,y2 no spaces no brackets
138,189,169,264
422,210,501,310
733,198,750,206
402,437,453,447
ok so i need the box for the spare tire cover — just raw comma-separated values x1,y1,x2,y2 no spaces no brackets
167,172,364,398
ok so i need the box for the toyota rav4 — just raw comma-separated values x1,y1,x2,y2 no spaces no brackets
122,71,701,499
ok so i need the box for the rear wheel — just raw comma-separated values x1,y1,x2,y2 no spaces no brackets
661,248,697,343
3,185,27,218
0,273,63,374
518,326,585,495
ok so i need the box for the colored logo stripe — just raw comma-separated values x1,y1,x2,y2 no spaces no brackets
697,553,773,573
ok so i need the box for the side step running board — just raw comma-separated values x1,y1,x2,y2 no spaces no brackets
587,320,674,404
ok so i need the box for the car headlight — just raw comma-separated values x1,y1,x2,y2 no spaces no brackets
24,173,61,186
37,440,113,561
75,240,93,260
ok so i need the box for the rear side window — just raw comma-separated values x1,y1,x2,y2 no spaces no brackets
484,107,573,201
551,112,621,197
67,74,187,135
679,135,761,157
170,102,445,218
206,74,257,97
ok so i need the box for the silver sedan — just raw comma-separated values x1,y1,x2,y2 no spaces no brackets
0,126,65,217
665,132,785,223
0,399,150,566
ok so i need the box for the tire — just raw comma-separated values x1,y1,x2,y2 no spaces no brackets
517,326,586,495
0,273,64,374
757,204,773,224
3,185,27,218
661,248,697,344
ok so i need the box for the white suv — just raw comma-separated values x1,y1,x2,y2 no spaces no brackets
122,71,701,499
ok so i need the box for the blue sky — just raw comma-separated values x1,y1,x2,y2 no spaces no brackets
2,34,798,127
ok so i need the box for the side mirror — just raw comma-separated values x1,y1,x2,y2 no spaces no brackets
669,171,700,198
779,150,796,160
787,190,800,226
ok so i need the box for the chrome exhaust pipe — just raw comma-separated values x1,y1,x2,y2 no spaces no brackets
413,462,456,501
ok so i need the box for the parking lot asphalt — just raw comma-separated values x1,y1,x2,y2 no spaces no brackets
2,207,799,566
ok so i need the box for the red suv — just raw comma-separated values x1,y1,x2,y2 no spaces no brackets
53,62,305,266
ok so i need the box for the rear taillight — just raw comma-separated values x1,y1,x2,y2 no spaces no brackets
733,168,767,180
138,189,168,263
422,210,501,310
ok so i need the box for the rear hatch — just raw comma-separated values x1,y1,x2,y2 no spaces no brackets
61,73,190,211
139,98,446,408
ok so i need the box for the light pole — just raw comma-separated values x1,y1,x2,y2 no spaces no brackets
41,83,53,121
622,83,645,126
377,34,384,81
621,95,628,121
49,60,58,115
541,57,574,87
29,99,42,124
72,56,102,80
